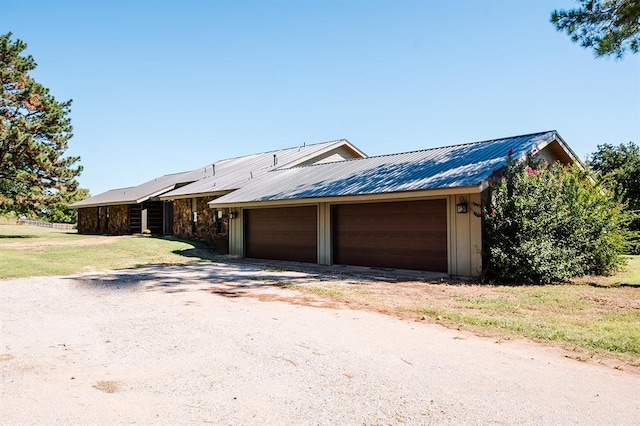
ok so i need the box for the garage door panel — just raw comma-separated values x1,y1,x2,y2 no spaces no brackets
333,200,447,272
245,206,317,263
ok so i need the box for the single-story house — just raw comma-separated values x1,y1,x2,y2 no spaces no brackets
72,139,366,253
208,130,580,276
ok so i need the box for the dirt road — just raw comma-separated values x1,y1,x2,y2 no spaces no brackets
1,262,638,424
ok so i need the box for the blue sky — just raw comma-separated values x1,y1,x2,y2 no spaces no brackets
3,0,639,195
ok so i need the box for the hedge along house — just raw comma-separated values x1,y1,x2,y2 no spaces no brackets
71,167,216,235
72,140,365,245
158,140,366,253
209,131,580,277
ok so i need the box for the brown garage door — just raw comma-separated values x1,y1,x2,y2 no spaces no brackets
333,200,447,272
245,206,317,263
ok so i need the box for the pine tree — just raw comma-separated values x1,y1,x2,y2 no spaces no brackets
0,32,82,218
551,0,640,58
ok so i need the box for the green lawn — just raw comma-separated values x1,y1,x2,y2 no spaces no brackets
0,223,95,243
0,224,213,279
582,255,640,287
419,281,640,359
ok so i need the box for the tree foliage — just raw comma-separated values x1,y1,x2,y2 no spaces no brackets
40,186,89,224
551,0,640,58
589,141,640,253
0,32,82,219
481,154,627,284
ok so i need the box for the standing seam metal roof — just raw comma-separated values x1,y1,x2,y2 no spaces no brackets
159,139,357,199
71,139,357,207
210,131,565,205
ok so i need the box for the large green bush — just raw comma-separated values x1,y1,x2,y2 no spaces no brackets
481,154,627,284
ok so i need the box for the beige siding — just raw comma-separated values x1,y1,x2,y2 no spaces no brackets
226,192,483,277
295,146,361,166
469,193,483,275
317,202,331,265
447,193,482,276
229,208,244,256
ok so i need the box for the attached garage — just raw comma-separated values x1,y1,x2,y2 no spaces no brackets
332,200,448,272
212,131,580,277
244,206,317,263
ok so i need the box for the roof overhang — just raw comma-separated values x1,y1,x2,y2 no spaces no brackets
209,185,481,209
71,200,137,209
159,189,234,201
135,184,193,203
477,131,583,192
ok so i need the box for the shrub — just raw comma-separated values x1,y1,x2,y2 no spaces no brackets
481,154,627,284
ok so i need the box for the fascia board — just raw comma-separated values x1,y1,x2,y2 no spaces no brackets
71,200,137,209
208,186,481,209
159,190,233,201
135,185,182,203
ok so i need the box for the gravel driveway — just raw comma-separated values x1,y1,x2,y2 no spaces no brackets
1,262,639,425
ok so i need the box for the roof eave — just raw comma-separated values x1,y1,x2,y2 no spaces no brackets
536,131,584,168
209,186,482,209
135,185,186,203
71,200,138,209
160,189,234,201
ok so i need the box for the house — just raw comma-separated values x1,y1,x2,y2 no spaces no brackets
208,130,580,276
72,139,366,253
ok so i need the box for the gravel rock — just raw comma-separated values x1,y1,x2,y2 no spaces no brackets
1,262,638,425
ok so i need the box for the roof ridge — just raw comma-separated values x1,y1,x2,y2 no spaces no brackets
103,186,137,191
282,131,556,170
206,139,349,165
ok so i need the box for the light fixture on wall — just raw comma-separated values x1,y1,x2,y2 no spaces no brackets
229,210,238,219
456,196,468,214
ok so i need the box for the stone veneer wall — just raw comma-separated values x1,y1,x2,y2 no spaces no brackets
105,204,130,235
171,197,229,253
77,205,130,235
77,207,98,234
196,197,229,254
172,198,193,238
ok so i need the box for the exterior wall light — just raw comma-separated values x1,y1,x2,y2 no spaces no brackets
456,196,468,214
229,210,238,219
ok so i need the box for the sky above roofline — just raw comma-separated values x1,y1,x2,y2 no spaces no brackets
5,1,638,195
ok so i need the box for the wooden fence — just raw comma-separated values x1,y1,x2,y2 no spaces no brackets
0,217,75,230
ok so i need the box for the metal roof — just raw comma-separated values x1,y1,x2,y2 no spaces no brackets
159,139,363,199
72,139,362,208
71,167,214,208
210,131,572,206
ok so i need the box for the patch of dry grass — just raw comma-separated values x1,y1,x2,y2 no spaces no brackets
93,381,120,393
281,260,640,367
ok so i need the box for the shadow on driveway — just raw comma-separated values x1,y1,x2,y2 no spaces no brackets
65,257,448,300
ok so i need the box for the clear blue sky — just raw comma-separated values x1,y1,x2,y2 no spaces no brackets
4,0,639,195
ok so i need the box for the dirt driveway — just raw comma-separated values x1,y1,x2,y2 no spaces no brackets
1,261,639,425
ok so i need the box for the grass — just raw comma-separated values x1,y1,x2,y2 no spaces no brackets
417,283,640,358
575,255,640,287
278,282,345,297
0,224,95,243
0,224,213,279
